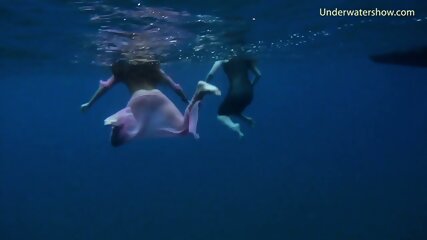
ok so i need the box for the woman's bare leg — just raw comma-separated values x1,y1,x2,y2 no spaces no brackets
217,115,244,138
238,114,255,127
189,81,221,107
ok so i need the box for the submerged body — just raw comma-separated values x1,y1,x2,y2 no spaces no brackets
81,60,220,146
206,56,261,137
218,58,255,116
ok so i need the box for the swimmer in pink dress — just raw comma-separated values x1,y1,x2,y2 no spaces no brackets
81,60,221,147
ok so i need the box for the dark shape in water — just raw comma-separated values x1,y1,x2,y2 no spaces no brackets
370,47,427,68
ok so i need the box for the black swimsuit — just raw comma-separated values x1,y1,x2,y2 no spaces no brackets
218,58,254,115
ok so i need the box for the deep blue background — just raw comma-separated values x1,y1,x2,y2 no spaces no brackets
1,1,427,240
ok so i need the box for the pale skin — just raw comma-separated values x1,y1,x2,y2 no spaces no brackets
81,67,189,112
81,61,222,147
205,59,261,138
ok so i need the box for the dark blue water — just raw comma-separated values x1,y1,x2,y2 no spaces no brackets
1,1,427,240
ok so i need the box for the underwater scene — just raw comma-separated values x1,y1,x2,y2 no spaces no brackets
1,0,427,239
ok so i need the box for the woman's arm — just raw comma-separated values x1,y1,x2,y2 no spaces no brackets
249,61,262,86
80,76,115,112
205,60,225,82
159,69,189,104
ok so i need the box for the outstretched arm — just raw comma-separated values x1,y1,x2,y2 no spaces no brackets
160,69,189,104
80,76,115,112
205,60,225,82
249,61,262,86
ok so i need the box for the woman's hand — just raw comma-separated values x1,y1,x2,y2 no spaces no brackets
178,92,190,104
173,83,190,104
181,96,190,104
80,103,90,112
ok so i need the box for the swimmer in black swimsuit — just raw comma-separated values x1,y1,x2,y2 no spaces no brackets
205,56,261,137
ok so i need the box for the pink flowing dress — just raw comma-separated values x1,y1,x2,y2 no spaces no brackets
101,80,200,144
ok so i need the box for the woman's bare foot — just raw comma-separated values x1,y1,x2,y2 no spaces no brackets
196,81,221,96
231,123,244,138
104,116,118,126
239,114,255,127
217,115,244,138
